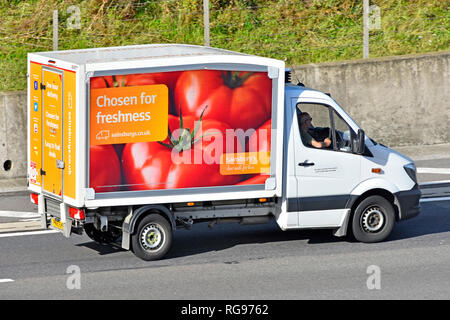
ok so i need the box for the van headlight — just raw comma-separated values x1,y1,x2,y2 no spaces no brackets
403,163,417,184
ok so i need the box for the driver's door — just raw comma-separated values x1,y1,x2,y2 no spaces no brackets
294,100,361,212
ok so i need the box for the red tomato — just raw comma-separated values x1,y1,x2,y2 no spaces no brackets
237,174,268,185
248,119,271,152
121,115,243,190
90,71,181,90
89,145,122,193
241,119,272,186
126,71,181,90
174,70,272,131
90,75,127,89
113,144,125,159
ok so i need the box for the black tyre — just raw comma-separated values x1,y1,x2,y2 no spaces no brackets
131,214,172,261
351,195,395,243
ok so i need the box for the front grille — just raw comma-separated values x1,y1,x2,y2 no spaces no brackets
45,197,61,218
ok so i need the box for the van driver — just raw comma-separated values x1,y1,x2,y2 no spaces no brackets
299,112,331,149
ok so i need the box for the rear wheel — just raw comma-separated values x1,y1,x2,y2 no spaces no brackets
351,195,395,243
131,214,172,261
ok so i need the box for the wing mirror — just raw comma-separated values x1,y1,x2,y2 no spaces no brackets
353,129,365,154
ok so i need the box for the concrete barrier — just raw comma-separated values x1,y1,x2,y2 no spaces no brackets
0,91,27,181
292,50,450,147
0,51,449,182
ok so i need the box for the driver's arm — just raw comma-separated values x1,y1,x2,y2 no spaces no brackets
311,137,331,148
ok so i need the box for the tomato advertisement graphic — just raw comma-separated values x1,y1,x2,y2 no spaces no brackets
174,70,272,131
248,119,271,153
89,145,121,192
122,112,243,190
89,69,273,193
238,119,272,185
91,71,181,90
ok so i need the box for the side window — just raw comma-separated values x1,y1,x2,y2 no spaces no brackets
297,103,332,149
297,103,356,153
333,110,355,152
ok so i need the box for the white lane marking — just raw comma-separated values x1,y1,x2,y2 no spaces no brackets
417,168,450,174
19,218,41,222
0,211,39,218
0,279,14,283
420,197,450,203
420,180,450,185
0,230,58,238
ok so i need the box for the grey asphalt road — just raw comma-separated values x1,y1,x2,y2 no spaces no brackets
416,157,450,183
0,198,449,300
0,155,449,300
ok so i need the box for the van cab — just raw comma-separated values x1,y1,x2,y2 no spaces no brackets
278,83,421,242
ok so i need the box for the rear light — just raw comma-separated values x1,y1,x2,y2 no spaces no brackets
69,207,85,220
30,193,39,205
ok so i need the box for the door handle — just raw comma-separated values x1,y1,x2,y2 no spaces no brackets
298,161,315,167
56,159,65,169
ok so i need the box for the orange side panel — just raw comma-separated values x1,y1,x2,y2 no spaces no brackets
42,69,63,197
63,71,77,199
29,62,42,187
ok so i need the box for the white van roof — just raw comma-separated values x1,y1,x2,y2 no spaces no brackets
31,44,247,65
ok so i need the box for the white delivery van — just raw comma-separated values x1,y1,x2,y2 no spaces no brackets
27,44,421,260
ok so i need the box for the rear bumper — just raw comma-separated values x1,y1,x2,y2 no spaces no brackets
395,184,421,221
38,195,74,237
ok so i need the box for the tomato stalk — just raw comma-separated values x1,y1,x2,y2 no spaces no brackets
98,75,126,88
158,105,208,152
112,75,126,87
221,71,254,89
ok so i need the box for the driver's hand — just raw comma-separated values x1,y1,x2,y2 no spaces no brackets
324,138,331,147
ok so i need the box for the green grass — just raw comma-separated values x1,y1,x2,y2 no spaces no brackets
0,0,448,91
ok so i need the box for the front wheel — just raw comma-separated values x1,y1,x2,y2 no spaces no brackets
351,195,395,243
131,214,172,261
